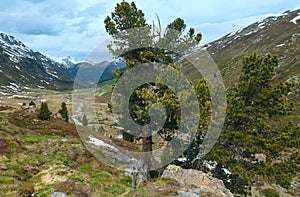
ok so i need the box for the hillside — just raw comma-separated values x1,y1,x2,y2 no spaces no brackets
0,7,299,197
202,8,300,127
0,33,79,92
0,32,126,94
207,9,300,87
189,9,300,196
0,95,233,197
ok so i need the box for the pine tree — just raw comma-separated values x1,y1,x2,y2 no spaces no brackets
226,53,294,133
104,1,202,179
82,114,88,126
58,102,69,122
204,53,296,195
38,102,51,120
29,101,36,108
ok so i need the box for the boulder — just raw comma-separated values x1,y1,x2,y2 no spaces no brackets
162,165,234,197
51,192,67,197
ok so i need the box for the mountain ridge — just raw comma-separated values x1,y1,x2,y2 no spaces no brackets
205,8,300,87
0,32,126,94
1,8,299,94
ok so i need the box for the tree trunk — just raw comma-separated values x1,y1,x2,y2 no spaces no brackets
141,125,152,180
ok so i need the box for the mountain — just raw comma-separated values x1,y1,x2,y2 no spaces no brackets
205,9,300,87
179,9,300,196
0,32,79,93
200,8,300,127
0,32,126,94
72,61,126,88
46,55,78,69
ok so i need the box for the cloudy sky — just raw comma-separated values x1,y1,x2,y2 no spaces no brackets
1,0,299,61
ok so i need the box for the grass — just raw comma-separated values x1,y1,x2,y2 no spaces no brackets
0,103,184,196
96,80,114,96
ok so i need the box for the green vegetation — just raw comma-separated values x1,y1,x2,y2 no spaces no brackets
260,188,280,197
104,0,202,178
226,53,294,132
29,101,36,108
198,54,299,195
1,110,176,196
102,2,299,196
0,109,189,196
58,102,69,122
0,1,299,196
38,102,51,120
82,114,88,126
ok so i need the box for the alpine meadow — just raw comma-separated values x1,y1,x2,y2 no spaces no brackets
0,1,299,196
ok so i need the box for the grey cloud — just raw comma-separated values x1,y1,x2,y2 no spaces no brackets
41,2,80,18
0,12,64,35
71,18,91,34
1,0,299,61
17,22,61,36
24,0,47,3
0,0,24,12
78,2,111,17
139,0,300,25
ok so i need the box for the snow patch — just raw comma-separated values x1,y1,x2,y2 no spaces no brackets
245,31,254,36
116,134,123,140
44,67,58,78
45,54,78,68
227,31,238,37
0,91,10,96
177,157,187,162
114,126,125,130
276,43,285,47
290,13,300,24
203,160,217,171
222,168,232,175
10,83,20,88
9,95,33,99
234,36,240,40
88,135,119,152
257,22,265,29
40,80,50,85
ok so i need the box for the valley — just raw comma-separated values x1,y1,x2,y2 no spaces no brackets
0,4,299,197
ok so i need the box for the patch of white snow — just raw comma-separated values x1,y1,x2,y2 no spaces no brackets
290,13,300,24
88,135,119,152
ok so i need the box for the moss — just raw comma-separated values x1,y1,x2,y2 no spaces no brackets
260,188,280,197
17,182,35,197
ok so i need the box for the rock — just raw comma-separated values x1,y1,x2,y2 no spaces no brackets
51,192,67,197
162,165,234,197
291,177,300,196
0,163,7,171
254,153,266,163
0,155,8,171
177,191,199,197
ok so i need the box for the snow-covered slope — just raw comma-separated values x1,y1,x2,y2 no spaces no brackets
45,54,78,69
203,8,300,87
0,32,79,94
0,33,33,63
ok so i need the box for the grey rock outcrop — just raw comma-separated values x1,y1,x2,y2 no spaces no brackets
162,165,234,197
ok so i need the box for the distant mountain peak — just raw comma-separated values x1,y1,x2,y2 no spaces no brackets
0,32,79,94
0,32,28,48
44,54,78,69
0,32,34,63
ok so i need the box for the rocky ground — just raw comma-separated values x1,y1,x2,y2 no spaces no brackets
0,92,235,197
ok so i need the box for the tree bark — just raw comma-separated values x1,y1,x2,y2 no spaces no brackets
142,124,152,180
